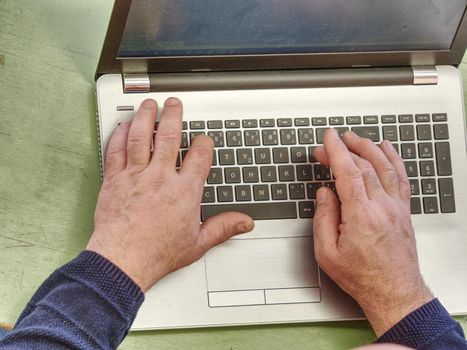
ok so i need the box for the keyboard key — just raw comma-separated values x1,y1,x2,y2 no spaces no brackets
273,147,289,163
255,148,271,164
190,121,205,129
423,197,439,214
280,129,297,145
262,129,279,145
182,121,188,130
404,161,418,177
351,126,380,142
237,149,253,165
289,183,306,199
201,202,297,221
212,150,217,166
435,142,452,176
294,118,310,126
392,143,400,155
242,119,258,128
208,168,223,184
225,120,240,128
271,184,288,200
225,167,241,183
417,125,432,140
409,179,420,195
219,149,235,165
253,185,270,201
312,117,327,126
314,164,331,180
382,115,397,123
438,178,456,213
298,129,315,144
190,131,206,143
307,183,322,199
401,143,416,159
181,132,189,148
421,179,436,195
279,165,295,181
202,187,216,203
363,115,378,124
400,125,415,141
176,152,181,167
260,166,277,182
235,185,252,202
299,202,315,218
335,127,349,138
316,128,327,144
410,197,422,214
324,182,336,193
432,113,447,122
415,114,430,123
329,117,344,125
297,164,313,181
420,160,436,176
243,167,259,183
207,120,223,129
226,131,242,147
217,186,234,202
308,147,317,162
418,143,433,158
260,119,275,127
434,124,449,140
208,131,224,147
398,114,413,123
291,147,307,163
244,130,261,146
383,126,398,141
346,116,362,125
277,118,293,127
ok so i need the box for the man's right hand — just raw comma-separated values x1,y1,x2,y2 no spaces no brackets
313,129,433,337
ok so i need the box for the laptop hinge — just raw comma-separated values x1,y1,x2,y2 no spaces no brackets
412,66,438,85
123,73,150,93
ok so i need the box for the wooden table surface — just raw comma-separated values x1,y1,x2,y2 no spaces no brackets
1,1,466,348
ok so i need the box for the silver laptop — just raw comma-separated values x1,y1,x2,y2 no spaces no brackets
95,0,467,330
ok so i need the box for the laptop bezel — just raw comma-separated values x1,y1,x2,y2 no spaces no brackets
96,0,467,79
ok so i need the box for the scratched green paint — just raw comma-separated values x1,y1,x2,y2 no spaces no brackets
0,1,466,349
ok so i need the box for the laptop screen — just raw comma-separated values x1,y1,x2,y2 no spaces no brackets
118,0,466,57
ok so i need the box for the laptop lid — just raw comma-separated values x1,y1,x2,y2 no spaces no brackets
96,0,467,78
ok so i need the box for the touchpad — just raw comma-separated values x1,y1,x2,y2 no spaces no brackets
205,237,321,307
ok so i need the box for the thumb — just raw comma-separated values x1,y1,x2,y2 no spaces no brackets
313,187,341,254
199,212,254,251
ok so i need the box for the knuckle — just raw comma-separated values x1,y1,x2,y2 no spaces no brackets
156,129,179,145
127,133,147,146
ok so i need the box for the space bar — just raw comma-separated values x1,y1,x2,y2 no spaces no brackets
201,203,297,222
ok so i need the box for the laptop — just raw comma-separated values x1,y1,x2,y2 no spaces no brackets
95,0,467,330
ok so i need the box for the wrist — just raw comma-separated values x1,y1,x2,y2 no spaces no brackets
358,278,434,337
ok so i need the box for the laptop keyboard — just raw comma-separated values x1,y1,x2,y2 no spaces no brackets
165,113,455,221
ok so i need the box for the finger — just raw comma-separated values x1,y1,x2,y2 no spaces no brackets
322,129,368,203
199,212,254,251
343,132,400,198
104,122,130,179
126,99,158,171
380,140,411,205
150,98,183,171
313,187,341,258
349,153,386,199
180,135,214,186
313,146,329,165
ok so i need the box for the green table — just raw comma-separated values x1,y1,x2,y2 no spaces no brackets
0,1,466,348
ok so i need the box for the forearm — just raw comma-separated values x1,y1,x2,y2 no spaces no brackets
0,251,144,350
376,299,467,349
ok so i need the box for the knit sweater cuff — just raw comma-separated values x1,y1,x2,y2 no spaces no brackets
57,250,145,323
376,298,459,347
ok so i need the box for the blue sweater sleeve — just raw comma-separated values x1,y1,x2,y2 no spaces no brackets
376,298,467,349
0,251,144,350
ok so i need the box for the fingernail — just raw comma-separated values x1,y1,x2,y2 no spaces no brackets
384,140,396,152
165,97,180,106
142,99,157,109
345,130,357,138
236,220,253,234
317,188,327,205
